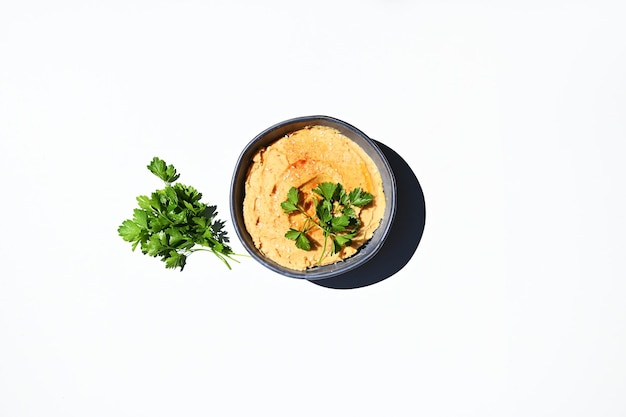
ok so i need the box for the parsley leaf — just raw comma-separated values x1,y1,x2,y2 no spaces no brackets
313,182,337,201
285,229,311,251
330,214,350,232
147,156,180,183
349,188,374,207
118,157,244,271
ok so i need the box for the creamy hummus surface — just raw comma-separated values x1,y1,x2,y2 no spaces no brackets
243,125,386,271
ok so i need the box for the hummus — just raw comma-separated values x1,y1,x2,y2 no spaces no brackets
243,125,386,271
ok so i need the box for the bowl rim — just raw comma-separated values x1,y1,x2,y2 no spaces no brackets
229,115,397,280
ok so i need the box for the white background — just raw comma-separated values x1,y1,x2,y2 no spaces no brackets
1,1,625,416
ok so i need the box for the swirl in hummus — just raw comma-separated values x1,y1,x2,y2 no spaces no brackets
243,125,386,271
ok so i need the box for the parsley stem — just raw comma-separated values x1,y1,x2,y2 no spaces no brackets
319,234,329,265
296,208,325,235
188,247,242,270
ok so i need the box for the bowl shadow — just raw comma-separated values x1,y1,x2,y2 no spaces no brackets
310,141,426,289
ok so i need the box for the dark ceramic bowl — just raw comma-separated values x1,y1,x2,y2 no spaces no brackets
230,115,397,280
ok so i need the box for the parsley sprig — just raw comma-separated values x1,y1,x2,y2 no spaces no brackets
280,182,374,265
118,157,242,271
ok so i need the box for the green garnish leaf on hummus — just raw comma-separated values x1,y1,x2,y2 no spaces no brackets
280,187,300,213
285,228,312,251
281,182,374,264
118,157,242,271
